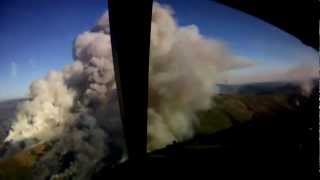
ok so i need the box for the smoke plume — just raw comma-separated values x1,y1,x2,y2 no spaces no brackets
4,9,121,179
147,3,252,151
3,3,252,178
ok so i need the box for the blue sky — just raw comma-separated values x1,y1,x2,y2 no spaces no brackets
0,0,107,100
0,0,317,100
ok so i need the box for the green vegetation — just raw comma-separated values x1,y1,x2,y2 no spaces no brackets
197,107,232,134
196,94,293,135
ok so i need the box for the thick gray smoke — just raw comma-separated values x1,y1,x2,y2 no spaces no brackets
147,3,252,151
4,10,121,179
3,3,253,178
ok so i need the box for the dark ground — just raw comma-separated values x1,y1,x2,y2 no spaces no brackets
94,80,319,177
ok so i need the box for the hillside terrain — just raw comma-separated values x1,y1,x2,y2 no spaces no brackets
0,80,318,178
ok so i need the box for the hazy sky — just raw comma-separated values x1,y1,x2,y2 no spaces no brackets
158,0,317,83
0,0,317,100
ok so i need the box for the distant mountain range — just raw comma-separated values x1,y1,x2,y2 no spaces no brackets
217,78,318,95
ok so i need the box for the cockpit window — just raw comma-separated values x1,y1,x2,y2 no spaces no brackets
0,0,127,179
147,0,318,152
